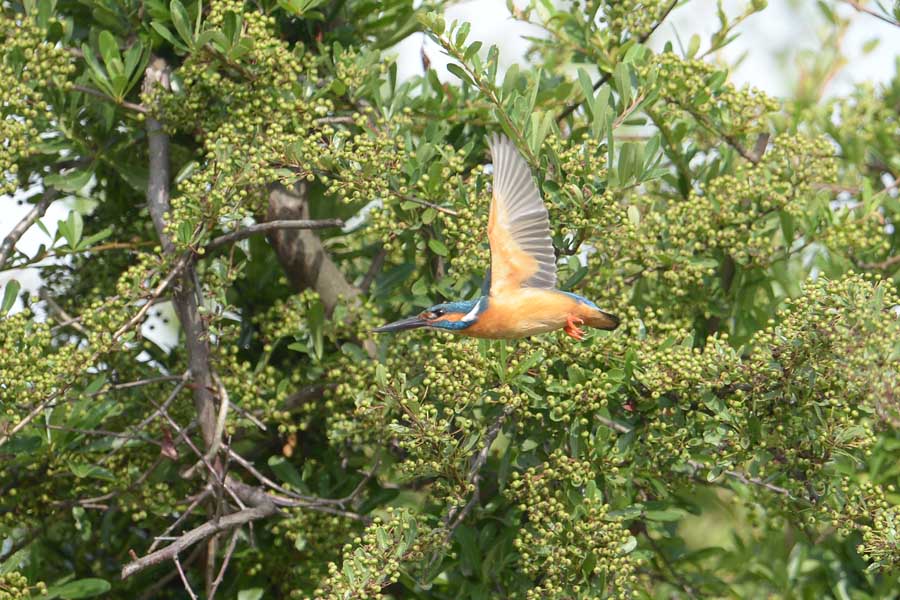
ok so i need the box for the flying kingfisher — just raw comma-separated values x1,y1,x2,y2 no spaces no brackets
373,134,620,340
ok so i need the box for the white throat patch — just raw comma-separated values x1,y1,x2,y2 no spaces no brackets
460,298,484,323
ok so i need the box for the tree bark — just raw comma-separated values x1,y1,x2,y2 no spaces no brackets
143,57,217,450
266,183,359,315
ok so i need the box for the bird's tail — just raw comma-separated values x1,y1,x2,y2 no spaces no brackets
585,308,620,331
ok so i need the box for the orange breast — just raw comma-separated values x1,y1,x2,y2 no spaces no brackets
461,289,581,339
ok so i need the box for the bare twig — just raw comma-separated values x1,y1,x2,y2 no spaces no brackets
41,290,88,336
205,218,345,252
110,253,193,340
313,115,357,125
100,372,190,465
686,460,794,499
595,415,632,433
0,188,58,269
611,92,647,130
207,528,240,599
860,254,900,270
841,0,900,26
45,424,160,446
121,492,277,579
136,544,204,600
71,84,149,114
173,554,199,600
360,245,388,294
445,406,514,532
148,488,214,554
752,132,770,162
397,195,459,216
227,400,266,431
105,375,189,393
226,448,315,502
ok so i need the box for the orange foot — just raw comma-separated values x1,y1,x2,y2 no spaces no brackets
564,316,585,341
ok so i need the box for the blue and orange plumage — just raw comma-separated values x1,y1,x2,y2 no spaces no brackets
373,134,619,340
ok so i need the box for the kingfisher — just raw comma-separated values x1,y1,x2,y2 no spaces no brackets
373,134,620,340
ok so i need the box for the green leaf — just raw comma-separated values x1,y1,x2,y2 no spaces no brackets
463,40,482,62
150,21,189,52
577,67,596,117
308,298,325,360
645,508,686,521
1,280,21,316
375,527,390,550
687,33,701,58
268,455,305,490
98,31,123,80
45,578,111,599
613,62,631,106
169,0,194,48
278,0,325,16
455,21,471,47
81,44,113,96
60,210,84,249
79,227,114,249
627,205,641,226
44,168,93,193
428,238,449,256
122,41,150,98
446,63,473,86
84,374,107,395
68,463,116,481
592,86,611,139
237,589,264,600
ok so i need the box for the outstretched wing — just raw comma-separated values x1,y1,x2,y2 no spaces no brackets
487,134,556,295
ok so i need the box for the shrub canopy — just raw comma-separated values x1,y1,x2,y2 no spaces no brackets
1,0,900,598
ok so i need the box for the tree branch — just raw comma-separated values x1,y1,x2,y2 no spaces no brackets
0,188,58,269
266,183,360,316
143,57,218,451
120,491,277,580
205,218,345,252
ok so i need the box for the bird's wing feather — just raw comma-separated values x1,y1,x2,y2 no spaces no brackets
487,134,557,295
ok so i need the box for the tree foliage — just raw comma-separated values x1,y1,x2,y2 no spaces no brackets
1,0,900,597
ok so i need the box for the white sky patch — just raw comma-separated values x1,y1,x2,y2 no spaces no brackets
1,184,75,314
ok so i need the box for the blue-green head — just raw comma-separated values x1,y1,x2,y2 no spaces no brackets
373,297,487,333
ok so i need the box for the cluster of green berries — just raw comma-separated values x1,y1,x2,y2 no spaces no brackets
509,450,637,598
0,13,74,194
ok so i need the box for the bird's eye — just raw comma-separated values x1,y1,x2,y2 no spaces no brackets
432,309,445,317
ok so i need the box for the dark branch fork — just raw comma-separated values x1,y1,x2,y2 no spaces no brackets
120,60,379,593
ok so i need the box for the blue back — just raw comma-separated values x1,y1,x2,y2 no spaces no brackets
558,291,600,310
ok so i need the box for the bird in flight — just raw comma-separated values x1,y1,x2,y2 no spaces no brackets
373,134,620,340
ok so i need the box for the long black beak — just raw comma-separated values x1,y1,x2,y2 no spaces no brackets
372,315,428,333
